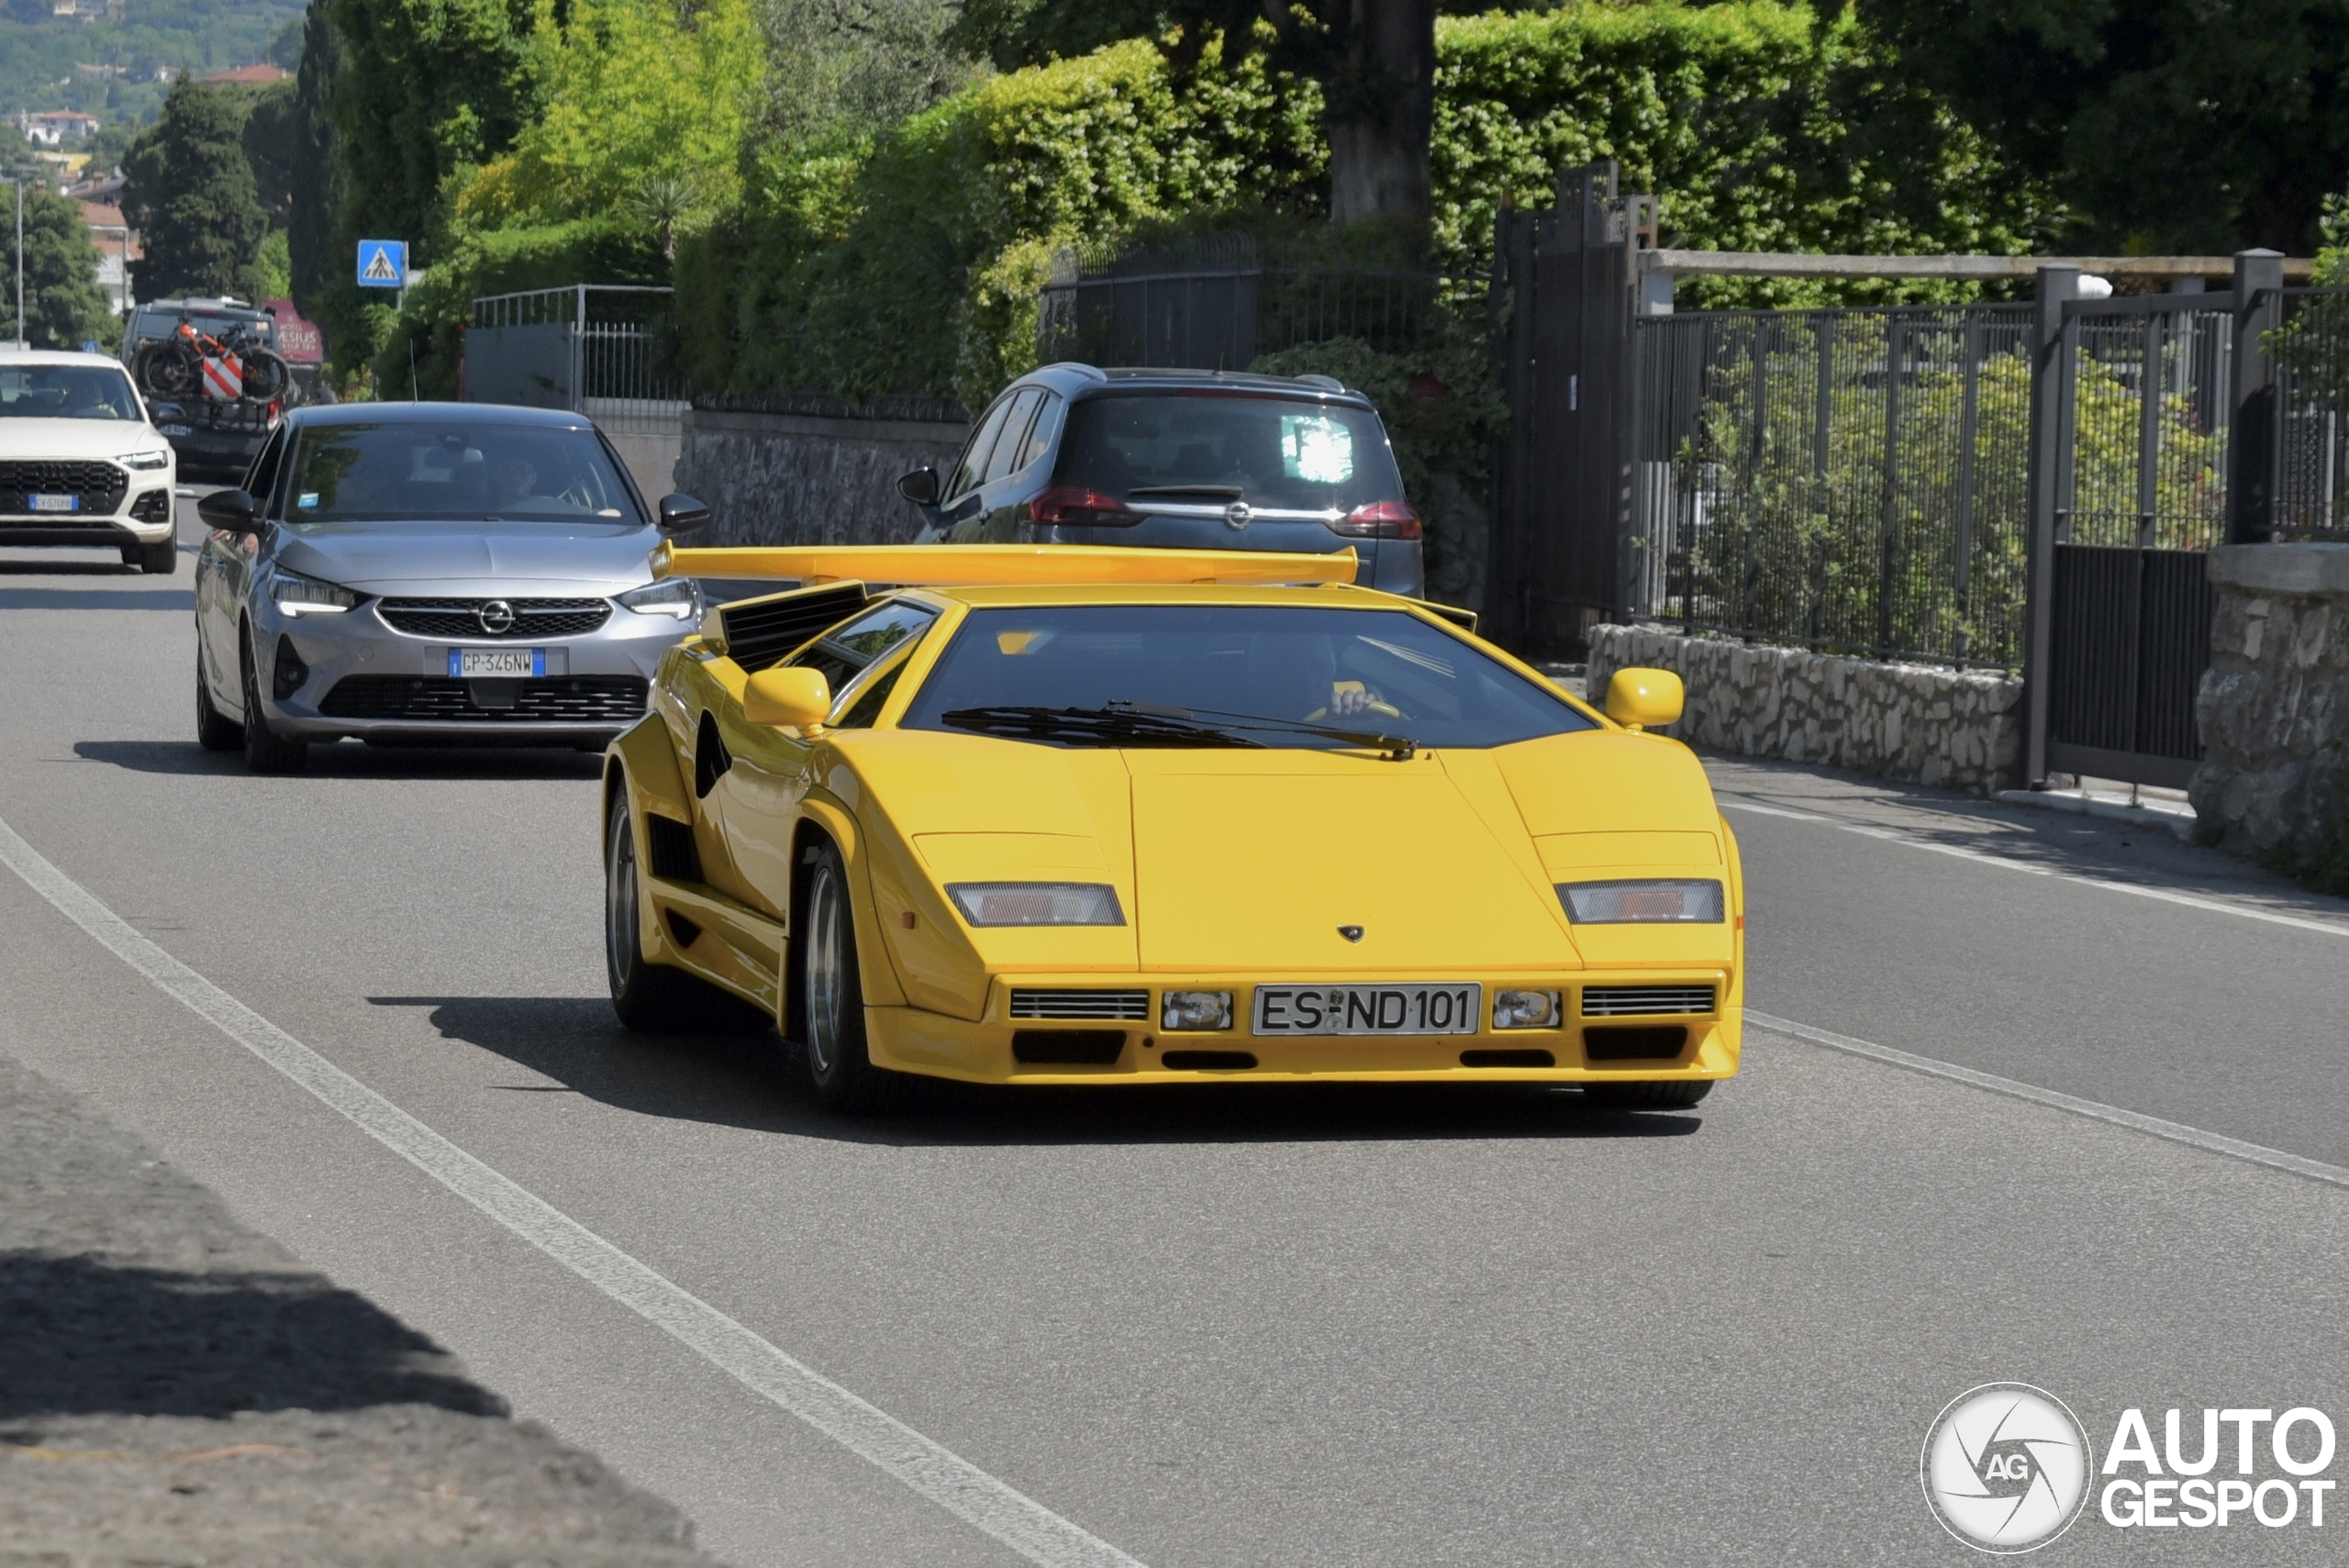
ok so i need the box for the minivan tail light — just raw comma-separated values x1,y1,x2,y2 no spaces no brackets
1029,486,1141,527
1330,499,1421,539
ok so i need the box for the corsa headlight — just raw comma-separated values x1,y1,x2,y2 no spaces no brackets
1492,989,1562,1029
946,883,1124,927
618,576,700,619
270,566,362,617
120,449,172,471
1160,991,1232,1031
1557,880,1724,924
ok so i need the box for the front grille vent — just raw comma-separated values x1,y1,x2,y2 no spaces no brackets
1008,988,1151,1021
318,675,648,723
128,488,172,523
1580,984,1716,1018
376,598,612,639
645,816,702,883
0,460,125,515
711,582,869,670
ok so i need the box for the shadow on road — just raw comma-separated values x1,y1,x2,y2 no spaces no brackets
72,739,603,780
0,1251,506,1421
371,994,1706,1148
0,557,139,579
0,586,192,611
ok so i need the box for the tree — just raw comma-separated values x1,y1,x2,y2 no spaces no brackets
121,79,271,300
242,79,301,232
951,0,1438,229
0,186,112,349
1854,0,2349,253
287,0,345,307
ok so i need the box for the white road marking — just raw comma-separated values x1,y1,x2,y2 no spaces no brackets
0,812,1145,1568
1720,795,2349,939
1749,1009,2349,1192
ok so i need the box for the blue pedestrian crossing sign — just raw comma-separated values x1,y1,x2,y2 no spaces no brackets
356,239,407,289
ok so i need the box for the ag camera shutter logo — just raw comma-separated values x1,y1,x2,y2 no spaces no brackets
1921,1383,2094,1552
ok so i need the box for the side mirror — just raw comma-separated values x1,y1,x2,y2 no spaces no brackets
195,487,261,535
896,466,941,507
658,493,710,535
1603,667,1684,733
744,666,832,730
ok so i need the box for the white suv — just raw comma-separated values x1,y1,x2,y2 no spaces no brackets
0,348,179,573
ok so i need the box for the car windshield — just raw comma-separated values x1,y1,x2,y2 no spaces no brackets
283,422,642,523
900,605,1595,750
0,364,141,420
1054,393,1405,513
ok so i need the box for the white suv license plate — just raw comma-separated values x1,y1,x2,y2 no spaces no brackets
450,648,545,678
1252,984,1483,1037
26,494,80,513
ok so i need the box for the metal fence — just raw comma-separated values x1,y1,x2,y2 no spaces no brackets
1036,235,1453,369
2275,287,2349,539
1632,297,2253,671
466,284,683,436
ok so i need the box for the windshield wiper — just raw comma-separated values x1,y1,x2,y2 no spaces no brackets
940,705,1264,749
1126,484,1245,500
1152,702,1418,761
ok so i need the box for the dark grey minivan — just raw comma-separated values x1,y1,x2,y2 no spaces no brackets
899,364,1425,596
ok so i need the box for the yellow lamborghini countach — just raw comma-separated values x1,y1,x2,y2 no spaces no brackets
601,544,1742,1112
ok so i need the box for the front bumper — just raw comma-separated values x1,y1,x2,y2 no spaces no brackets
249,595,695,743
0,482,177,545
864,972,1741,1085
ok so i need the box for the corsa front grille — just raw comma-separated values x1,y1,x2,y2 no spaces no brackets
376,598,612,639
0,460,125,516
1579,984,1716,1018
318,675,649,722
1008,988,1152,1021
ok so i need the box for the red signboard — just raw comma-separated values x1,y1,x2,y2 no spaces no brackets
263,299,326,363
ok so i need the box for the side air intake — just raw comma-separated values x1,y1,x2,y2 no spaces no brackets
710,582,870,671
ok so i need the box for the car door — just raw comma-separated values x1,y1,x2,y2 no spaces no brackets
711,599,941,917
200,425,287,707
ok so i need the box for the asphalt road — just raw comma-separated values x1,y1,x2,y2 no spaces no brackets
4,508,2347,1565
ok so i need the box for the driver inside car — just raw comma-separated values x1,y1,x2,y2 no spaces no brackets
1244,632,1392,722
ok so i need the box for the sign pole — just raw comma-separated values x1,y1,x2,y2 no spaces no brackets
14,179,24,350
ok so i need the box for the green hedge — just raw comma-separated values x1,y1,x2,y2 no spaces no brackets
675,4,2055,409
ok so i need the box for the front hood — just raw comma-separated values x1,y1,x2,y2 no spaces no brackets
0,419,168,461
1124,752,1575,970
273,520,659,594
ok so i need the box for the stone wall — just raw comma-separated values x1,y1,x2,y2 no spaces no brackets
2189,543,2349,862
676,404,967,548
1586,625,2024,793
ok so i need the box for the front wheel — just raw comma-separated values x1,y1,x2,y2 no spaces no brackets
195,649,240,751
796,840,914,1113
134,537,177,574
1583,1080,1713,1111
605,794,771,1033
239,629,307,774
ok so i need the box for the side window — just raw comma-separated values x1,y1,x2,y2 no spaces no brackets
244,428,288,514
1011,391,1062,474
832,660,908,729
981,388,1043,486
785,600,941,693
946,397,1015,501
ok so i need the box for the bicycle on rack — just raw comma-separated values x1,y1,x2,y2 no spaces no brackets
132,313,293,403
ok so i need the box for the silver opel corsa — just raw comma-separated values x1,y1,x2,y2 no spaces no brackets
192,403,709,773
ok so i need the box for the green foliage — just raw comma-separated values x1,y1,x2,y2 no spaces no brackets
762,0,980,145
255,229,294,298
1856,0,2349,254
288,0,346,308
0,0,307,122
121,79,270,301
241,80,301,229
681,5,2057,409
0,187,113,350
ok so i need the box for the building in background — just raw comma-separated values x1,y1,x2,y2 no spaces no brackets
196,64,291,86
18,111,100,149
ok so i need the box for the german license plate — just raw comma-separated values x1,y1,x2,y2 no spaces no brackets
26,494,79,512
1252,983,1483,1037
450,647,544,677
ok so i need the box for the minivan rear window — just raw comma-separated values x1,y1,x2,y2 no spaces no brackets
1053,393,1404,513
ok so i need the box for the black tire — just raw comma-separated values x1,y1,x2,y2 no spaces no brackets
136,537,178,575
604,794,772,1033
795,840,915,1113
132,339,198,399
239,347,293,401
239,629,308,774
195,648,240,751
1583,1079,1714,1111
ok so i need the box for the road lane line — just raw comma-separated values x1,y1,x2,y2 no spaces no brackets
0,813,1146,1568
1749,1009,2349,1192
1720,795,2349,938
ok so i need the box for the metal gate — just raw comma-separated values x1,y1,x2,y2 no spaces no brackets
2022,263,2275,788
